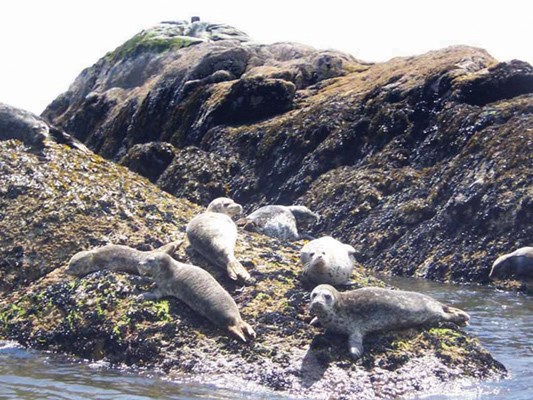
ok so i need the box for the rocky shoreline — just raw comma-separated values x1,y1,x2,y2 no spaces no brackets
1,18,531,398
0,137,505,399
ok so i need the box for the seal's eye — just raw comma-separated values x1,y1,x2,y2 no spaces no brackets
324,294,332,302
311,292,317,299
309,252,315,257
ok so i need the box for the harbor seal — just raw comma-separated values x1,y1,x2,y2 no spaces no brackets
137,252,256,342
66,240,183,276
489,247,533,281
237,205,319,241
300,236,356,285
309,285,470,360
186,197,251,283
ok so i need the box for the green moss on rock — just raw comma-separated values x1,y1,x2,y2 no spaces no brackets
105,30,198,62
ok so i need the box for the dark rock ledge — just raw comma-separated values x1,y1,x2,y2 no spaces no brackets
0,133,505,399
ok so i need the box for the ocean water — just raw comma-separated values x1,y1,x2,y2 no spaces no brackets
1,279,531,399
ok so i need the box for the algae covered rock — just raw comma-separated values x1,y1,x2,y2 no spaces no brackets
0,132,506,399
156,146,235,205
119,141,176,183
42,22,532,290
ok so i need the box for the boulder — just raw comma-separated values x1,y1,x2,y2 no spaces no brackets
0,131,505,399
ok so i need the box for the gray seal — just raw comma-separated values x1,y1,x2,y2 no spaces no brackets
66,240,183,276
300,236,356,285
309,284,470,360
0,102,88,151
137,252,256,342
489,246,533,281
238,205,319,241
186,197,251,282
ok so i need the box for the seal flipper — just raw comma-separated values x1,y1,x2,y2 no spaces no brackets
137,289,164,301
348,331,364,360
228,324,247,342
241,321,256,339
154,240,183,257
442,305,470,326
227,258,252,283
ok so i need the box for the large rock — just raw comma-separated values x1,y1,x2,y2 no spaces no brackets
42,22,533,290
0,129,505,398
156,146,235,205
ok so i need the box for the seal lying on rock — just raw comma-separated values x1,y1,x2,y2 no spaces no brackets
309,284,470,360
66,241,183,276
237,205,319,241
0,102,88,151
186,197,251,283
300,236,356,285
137,252,256,342
489,247,533,282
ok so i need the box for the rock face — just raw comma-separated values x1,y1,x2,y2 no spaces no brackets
42,21,533,288
0,127,505,398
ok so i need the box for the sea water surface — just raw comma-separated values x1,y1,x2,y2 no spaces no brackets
1,278,531,399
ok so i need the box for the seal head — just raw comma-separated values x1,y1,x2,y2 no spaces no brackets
206,197,243,216
301,236,356,285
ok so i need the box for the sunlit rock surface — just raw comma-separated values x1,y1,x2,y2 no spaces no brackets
0,130,504,399
42,21,533,289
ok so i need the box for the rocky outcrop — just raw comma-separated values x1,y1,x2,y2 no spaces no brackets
43,21,532,288
0,129,505,398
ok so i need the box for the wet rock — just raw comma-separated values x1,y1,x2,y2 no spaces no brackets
209,77,296,124
41,23,533,293
120,142,176,183
156,146,233,204
0,137,506,398
454,60,533,106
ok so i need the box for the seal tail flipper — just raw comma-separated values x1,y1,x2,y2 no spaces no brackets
348,331,364,360
227,258,252,283
235,217,248,227
154,240,184,256
241,321,256,340
443,305,470,326
228,324,247,342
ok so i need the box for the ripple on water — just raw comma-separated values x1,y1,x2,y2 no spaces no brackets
379,275,533,400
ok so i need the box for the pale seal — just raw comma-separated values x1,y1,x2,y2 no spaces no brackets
300,236,356,285
309,284,470,360
238,205,319,241
137,252,256,342
186,197,251,282
489,246,533,281
66,240,183,276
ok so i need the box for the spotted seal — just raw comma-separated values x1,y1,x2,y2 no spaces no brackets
309,284,470,360
137,252,256,342
489,247,533,281
186,197,251,283
300,236,356,285
66,240,183,276
237,205,319,241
